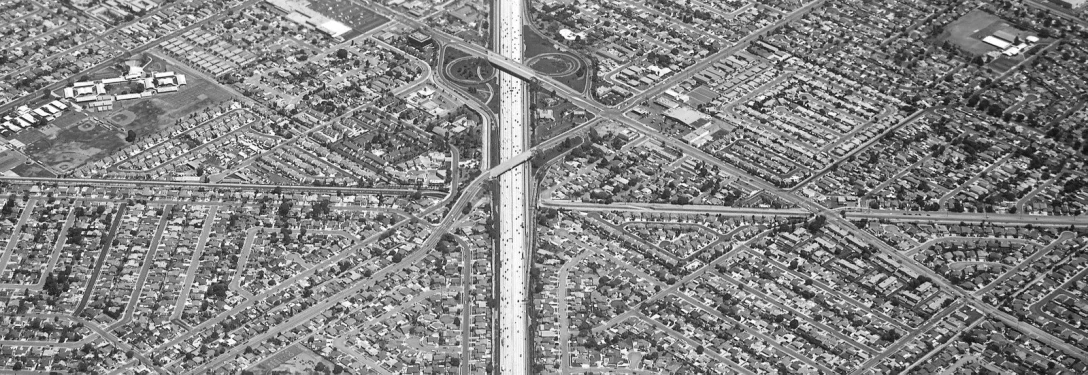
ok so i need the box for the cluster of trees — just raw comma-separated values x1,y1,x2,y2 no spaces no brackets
207,281,230,300
43,266,75,297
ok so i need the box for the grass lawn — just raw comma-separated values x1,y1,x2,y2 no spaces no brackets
448,57,492,82
528,55,576,75
0,150,27,173
23,120,127,173
11,163,54,177
552,69,589,94
524,26,560,58
73,66,125,82
443,46,470,63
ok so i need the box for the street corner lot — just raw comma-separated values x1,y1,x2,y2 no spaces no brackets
308,0,390,40
22,119,127,173
94,52,234,138
246,344,338,374
939,9,1024,56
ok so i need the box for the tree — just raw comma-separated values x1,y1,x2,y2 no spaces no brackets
805,215,827,233
44,273,61,296
336,48,349,59
125,129,136,142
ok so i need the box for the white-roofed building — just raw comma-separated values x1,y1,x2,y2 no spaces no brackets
319,20,351,38
266,0,353,38
982,36,1011,49
1050,0,1085,9
101,77,127,85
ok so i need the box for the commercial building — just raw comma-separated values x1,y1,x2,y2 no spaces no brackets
407,32,433,48
664,106,707,127
264,0,353,38
1050,0,1086,9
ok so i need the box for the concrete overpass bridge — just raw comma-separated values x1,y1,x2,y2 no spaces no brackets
490,150,533,177
486,51,539,83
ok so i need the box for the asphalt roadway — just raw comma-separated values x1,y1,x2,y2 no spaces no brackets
494,0,531,372
541,199,811,217
846,210,1088,225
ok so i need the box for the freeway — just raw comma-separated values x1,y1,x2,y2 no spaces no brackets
494,0,532,371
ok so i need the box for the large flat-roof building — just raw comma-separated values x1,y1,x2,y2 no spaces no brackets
264,0,353,38
1050,0,1086,9
664,107,708,128
407,32,433,48
982,36,1012,49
